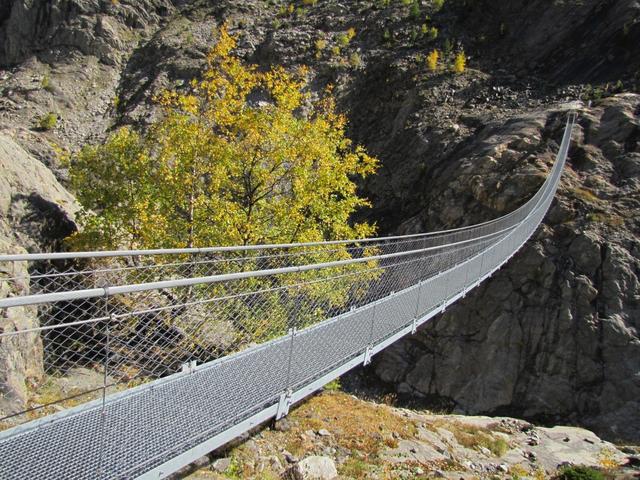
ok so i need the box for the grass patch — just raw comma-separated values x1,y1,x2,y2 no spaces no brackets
585,212,624,227
556,465,605,480
324,378,341,391
37,112,57,130
510,463,531,479
434,421,510,456
339,456,370,477
571,187,600,204
292,391,417,457
216,392,420,478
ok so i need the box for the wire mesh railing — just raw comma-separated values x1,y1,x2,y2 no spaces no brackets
0,114,575,479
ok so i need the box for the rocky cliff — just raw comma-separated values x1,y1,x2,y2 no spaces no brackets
0,134,78,417
0,0,638,443
373,95,640,443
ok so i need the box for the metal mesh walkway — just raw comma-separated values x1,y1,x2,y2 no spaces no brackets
0,115,576,479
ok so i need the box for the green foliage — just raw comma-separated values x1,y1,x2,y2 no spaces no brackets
443,37,453,55
225,456,244,479
410,0,421,18
582,81,625,102
336,28,356,47
38,112,57,130
449,423,510,457
557,466,605,480
349,52,363,68
324,378,341,391
433,0,445,11
41,73,54,92
339,457,370,477
425,25,438,40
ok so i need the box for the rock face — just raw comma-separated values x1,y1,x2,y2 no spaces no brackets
374,94,640,443
0,0,175,66
0,134,79,417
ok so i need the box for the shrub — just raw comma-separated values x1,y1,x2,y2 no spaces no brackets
41,73,54,92
443,38,453,55
410,0,421,18
427,49,439,71
337,27,356,47
557,465,605,480
349,52,362,68
324,378,341,391
454,51,466,73
38,112,58,130
433,0,445,11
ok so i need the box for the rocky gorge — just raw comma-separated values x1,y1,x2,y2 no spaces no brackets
0,0,639,474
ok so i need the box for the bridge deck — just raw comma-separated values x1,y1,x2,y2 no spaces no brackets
0,283,431,479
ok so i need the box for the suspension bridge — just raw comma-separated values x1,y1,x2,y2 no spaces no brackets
0,115,576,479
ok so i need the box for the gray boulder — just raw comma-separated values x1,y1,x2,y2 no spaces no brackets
286,456,338,480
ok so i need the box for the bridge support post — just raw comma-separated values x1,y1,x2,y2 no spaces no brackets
276,327,298,420
363,302,377,366
276,389,293,420
412,280,423,334
363,346,373,366
181,360,197,374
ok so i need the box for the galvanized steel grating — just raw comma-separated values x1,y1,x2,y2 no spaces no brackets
0,115,576,479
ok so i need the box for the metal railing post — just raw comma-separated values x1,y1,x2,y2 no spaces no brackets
363,303,377,366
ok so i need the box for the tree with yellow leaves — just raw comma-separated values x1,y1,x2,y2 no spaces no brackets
454,51,466,73
69,26,378,251
426,49,439,72
67,26,380,346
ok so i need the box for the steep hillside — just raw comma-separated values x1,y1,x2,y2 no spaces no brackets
0,0,638,444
